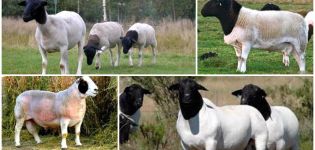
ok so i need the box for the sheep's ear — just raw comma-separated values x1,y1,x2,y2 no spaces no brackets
18,1,26,6
258,89,267,98
142,88,151,94
168,83,179,91
196,83,208,91
232,89,242,97
131,39,137,43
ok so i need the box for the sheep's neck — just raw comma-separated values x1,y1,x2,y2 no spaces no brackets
179,92,204,120
37,12,54,37
216,1,242,35
35,8,48,24
249,97,271,120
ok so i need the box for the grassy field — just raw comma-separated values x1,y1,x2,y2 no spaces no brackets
2,18,195,74
120,76,313,149
198,0,313,74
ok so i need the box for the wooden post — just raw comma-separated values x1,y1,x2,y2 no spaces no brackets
103,0,107,21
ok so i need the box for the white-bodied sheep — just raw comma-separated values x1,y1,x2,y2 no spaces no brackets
19,0,86,74
169,79,268,150
14,76,98,149
120,23,157,66
84,22,124,69
233,84,299,150
201,0,308,73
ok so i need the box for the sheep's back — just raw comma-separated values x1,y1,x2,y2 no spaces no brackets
90,22,124,47
129,23,157,47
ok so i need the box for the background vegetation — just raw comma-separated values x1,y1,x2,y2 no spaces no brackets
2,76,117,149
2,0,195,74
198,0,313,74
120,76,313,150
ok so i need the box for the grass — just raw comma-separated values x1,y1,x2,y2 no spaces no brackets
2,18,195,74
198,1,313,74
2,132,116,150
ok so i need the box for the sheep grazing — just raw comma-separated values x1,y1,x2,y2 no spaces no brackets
201,0,308,73
232,84,299,150
84,22,124,69
169,79,268,150
261,3,281,11
120,23,157,66
305,11,314,41
18,0,86,74
119,84,151,143
14,76,99,149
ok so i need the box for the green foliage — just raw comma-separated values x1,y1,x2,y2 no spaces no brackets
2,76,117,147
198,1,313,74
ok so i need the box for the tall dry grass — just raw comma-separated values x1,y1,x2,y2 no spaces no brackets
2,76,117,145
3,17,195,55
239,0,312,3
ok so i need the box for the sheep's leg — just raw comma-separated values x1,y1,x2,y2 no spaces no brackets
77,40,84,74
60,46,69,74
240,43,251,73
233,46,242,71
152,46,157,64
95,52,102,70
115,44,121,66
138,46,144,66
108,48,115,66
275,139,285,150
282,45,293,67
180,141,190,150
292,50,306,73
26,120,41,144
75,120,83,146
205,140,217,150
129,48,133,66
39,46,48,75
15,117,25,147
254,135,268,150
60,119,70,149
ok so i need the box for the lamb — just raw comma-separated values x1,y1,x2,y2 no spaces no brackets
18,0,86,74
119,84,151,143
169,78,268,150
201,0,308,73
14,76,99,149
120,23,157,66
232,84,299,150
84,22,124,69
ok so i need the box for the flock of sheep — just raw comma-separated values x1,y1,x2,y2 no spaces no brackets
120,78,299,150
19,0,157,74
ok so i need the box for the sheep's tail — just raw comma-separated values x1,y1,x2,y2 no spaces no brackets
299,20,308,53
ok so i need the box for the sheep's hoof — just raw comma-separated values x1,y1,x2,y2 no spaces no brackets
95,66,100,70
76,144,82,147
15,145,21,148
61,148,67,150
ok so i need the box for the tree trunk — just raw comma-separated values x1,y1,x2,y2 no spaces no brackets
103,0,107,21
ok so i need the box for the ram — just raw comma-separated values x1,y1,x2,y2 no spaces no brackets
201,0,308,73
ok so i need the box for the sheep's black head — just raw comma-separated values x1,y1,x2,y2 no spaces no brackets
18,0,47,24
232,84,267,104
261,3,281,11
120,84,151,115
201,0,242,18
76,76,98,97
232,84,271,120
121,30,138,54
169,78,208,104
84,35,101,65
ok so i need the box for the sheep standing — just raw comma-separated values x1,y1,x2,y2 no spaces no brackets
84,22,124,69
201,0,308,73
169,79,268,150
120,23,157,66
232,84,299,150
19,0,86,74
119,84,151,143
14,76,99,149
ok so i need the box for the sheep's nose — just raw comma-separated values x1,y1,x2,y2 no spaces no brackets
94,89,99,93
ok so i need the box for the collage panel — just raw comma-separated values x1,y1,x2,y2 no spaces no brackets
2,0,196,75
198,0,313,74
119,76,313,149
2,76,117,149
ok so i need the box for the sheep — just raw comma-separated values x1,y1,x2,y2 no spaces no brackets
120,23,157,66
201,0,308,73
84,22,124,69
18,0,86,74
119,84,151,143
232,84,299,150
305,11,314,40
14,76,99,149
168,78,268,150
261,3,281,11
119,113,138,144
